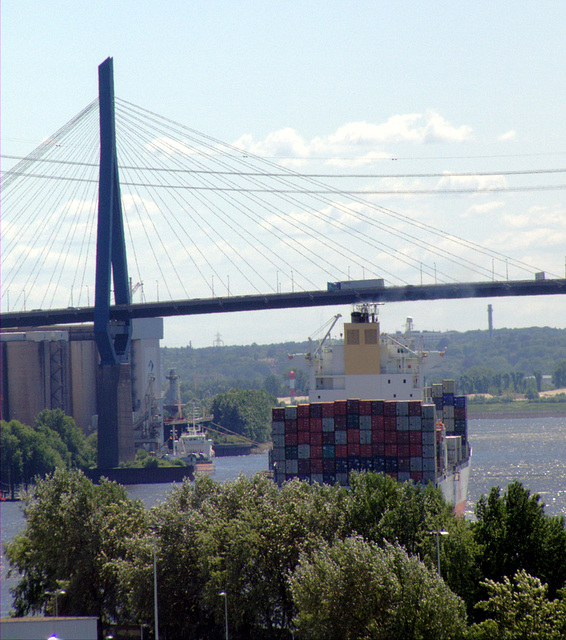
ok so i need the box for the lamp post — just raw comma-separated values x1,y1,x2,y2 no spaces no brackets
153,537,159,640
428,530,449,575
45,588,66,617
55,589,65,617
219,591,228,640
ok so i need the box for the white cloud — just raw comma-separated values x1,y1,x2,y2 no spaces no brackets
232,111,473,164
465,201,505,216
498,130,517,141
436,173,507,192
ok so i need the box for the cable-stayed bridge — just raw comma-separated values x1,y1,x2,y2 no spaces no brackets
3,58,565,468
2,60,565,336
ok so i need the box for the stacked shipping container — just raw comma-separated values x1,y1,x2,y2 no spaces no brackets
271,380,468,487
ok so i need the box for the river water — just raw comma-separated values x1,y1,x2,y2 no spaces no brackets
2,417,565,617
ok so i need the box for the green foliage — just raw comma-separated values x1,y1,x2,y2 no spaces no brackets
0,410,96,496
552,360,566,389
5,471,565,639
5,469,148,623
209,389,276,443
290,536,467,640
473,481,566,602
468,570,565,639
162,340,311,403
35,409,96,469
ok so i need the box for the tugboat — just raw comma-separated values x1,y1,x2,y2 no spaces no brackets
162,370,215,473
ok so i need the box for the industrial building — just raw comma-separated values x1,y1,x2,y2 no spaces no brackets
0,318,164,457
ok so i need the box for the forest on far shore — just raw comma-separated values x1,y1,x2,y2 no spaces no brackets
162,325,566,402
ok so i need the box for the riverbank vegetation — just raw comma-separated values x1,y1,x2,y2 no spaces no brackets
0,410,96,498
5,470,566,639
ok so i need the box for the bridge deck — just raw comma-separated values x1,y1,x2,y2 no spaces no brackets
2,279,564,329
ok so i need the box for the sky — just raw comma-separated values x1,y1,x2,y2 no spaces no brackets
2,1,566,347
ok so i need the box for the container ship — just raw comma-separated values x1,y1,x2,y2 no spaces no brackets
270,305,470,515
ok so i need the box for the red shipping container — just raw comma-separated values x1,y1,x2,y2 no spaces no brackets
309,418,322,432
397,431,410,444
385,443,398,457
359,400,372,415
371,415,384,430
334,414,347,430
297,404,310,418
347,429,360,444
384,401,397,417
310,431,323,446
348,443,360,457
398,443,410,458
410,471,423,482
360,444,372,458
334,400,348,416
409,443,422,457
408,401,421,416
298,431,310,445
372,430,385,444
321,402,335,417
385,431,397,444
372,443,385,456
285,432,298,446
384,416,396,430
298,417,310,431
285,419,298,433
310,445,323,459
311,459,323,474
335,444,348,458
386,471,398,480
409,431,422,444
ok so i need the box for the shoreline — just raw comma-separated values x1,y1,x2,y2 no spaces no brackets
468,405,566,420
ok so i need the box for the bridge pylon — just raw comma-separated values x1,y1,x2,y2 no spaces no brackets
95,57,134,467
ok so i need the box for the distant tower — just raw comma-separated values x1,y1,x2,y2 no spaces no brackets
488,304,493,338
213,332,224,347
289,370,296,405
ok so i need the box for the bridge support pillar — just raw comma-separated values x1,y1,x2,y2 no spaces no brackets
96,363,135,468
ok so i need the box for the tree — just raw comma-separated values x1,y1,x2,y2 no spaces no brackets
473,481,566,601
34,409,95,469
262,373,284,397
1,419,66,488
1,422,23,498
552,360,566,389
468,570,565,639
5,469,148,626
347,471,448,555
209,389,276,442
290,536,467,640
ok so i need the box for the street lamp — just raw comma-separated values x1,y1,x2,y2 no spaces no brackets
428,530,449,575
153,537,159,640
219,591,228,640
45,589,66,617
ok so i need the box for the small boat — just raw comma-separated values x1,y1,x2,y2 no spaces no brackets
163,424,215,473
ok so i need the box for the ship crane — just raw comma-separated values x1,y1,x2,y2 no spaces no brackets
308,314,342,361
287,314,342,361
